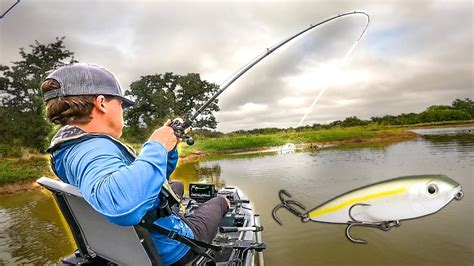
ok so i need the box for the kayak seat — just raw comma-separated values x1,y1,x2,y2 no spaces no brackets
36,176,163,266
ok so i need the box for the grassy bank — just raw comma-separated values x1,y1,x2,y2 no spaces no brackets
178,120,474,157
178,125,416,157
1,121,472,189
0,156,53,185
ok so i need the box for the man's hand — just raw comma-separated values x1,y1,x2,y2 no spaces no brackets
224,197,231,208
148,119,179,151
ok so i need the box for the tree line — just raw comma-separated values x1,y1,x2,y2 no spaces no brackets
229,99,473,136
0,38,472,153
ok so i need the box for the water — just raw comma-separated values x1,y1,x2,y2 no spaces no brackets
0,191,75,265
0,127,473,265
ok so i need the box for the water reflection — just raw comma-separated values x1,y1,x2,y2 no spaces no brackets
195,163,225,188
423,133,474,144
422,133,474,154
0,191,75,265
171,161,226,193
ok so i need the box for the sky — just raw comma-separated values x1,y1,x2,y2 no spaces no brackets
0,0,472,132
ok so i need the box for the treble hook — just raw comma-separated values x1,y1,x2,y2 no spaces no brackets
272,190,309,225
345,203,401,244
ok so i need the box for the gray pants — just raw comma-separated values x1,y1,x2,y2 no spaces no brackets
169,181,229,265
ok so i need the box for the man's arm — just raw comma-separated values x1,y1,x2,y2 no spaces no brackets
67,137,169,226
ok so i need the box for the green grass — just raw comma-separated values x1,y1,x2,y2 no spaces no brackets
0,143,22,157
178,125,411,156
124,121,474,157
0,157,52,184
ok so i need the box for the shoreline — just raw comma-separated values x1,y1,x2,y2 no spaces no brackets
1,122,472,195
1,132,415,195
178,129,418,163
0,179,46,195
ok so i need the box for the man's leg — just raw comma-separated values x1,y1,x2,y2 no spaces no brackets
174,196,229,265
169,180,184,199
185,196,229,242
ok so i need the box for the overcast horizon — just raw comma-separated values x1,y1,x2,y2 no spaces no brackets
1,0,472,132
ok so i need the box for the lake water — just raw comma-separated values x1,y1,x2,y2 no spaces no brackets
0,127,473,265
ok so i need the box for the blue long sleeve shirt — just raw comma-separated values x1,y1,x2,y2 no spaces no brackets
51,136,193,265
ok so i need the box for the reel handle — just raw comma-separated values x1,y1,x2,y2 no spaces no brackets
169,119,194,146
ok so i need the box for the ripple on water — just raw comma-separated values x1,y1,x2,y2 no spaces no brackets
0,208,14,264
0,191,75,265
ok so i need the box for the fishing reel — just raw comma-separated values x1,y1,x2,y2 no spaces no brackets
170,119,195,146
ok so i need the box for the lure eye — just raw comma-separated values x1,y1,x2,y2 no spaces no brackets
427,184,438,195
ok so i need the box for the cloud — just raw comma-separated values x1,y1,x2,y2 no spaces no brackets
0,0,472,132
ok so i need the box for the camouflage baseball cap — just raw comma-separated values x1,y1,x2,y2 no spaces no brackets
43,63,135,108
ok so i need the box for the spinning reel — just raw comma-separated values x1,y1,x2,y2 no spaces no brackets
170,119,195,146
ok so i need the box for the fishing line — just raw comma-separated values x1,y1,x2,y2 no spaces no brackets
295,24,369,128
174,11,371,144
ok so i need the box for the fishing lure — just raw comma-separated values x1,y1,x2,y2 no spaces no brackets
272,175,464,244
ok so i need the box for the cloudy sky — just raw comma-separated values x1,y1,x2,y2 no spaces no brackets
1,0,472,132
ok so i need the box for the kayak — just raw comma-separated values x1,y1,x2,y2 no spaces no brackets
36,177,265,266
186,184,265,265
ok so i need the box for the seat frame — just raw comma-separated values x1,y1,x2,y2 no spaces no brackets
37,177,163,266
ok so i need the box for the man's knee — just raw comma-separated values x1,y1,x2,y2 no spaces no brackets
206,196,229,216
169,180,184,198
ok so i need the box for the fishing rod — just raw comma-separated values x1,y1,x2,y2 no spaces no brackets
170,11,370,145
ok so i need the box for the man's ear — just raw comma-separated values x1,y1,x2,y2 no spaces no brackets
94,95,107,113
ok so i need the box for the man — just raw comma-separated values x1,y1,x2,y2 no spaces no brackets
42,63,229,265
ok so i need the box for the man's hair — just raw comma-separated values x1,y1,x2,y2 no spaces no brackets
41,79,98,126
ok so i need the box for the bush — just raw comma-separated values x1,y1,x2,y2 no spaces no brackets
0,144,22,158
121,127,151,144
341,116,369,127
191,129,224,139
0,157,51,184
0,107,52,152
452,98,474,117
418,109,472,123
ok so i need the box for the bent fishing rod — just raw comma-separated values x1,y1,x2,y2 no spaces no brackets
170,11,370,145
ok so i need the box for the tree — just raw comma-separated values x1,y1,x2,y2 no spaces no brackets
380,115,400,125
370,116,382,123
124,72,220,141
398,113,419,125
0,37,77,150
452,98,474,118
418,109,471,123
341,116,369,127
327,120,342,128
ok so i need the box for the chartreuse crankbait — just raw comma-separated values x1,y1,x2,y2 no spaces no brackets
272,175,464,243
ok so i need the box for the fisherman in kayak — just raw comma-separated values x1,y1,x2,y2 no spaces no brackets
41,63,229,265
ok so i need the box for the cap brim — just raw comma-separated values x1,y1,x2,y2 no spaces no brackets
120,97,135,108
